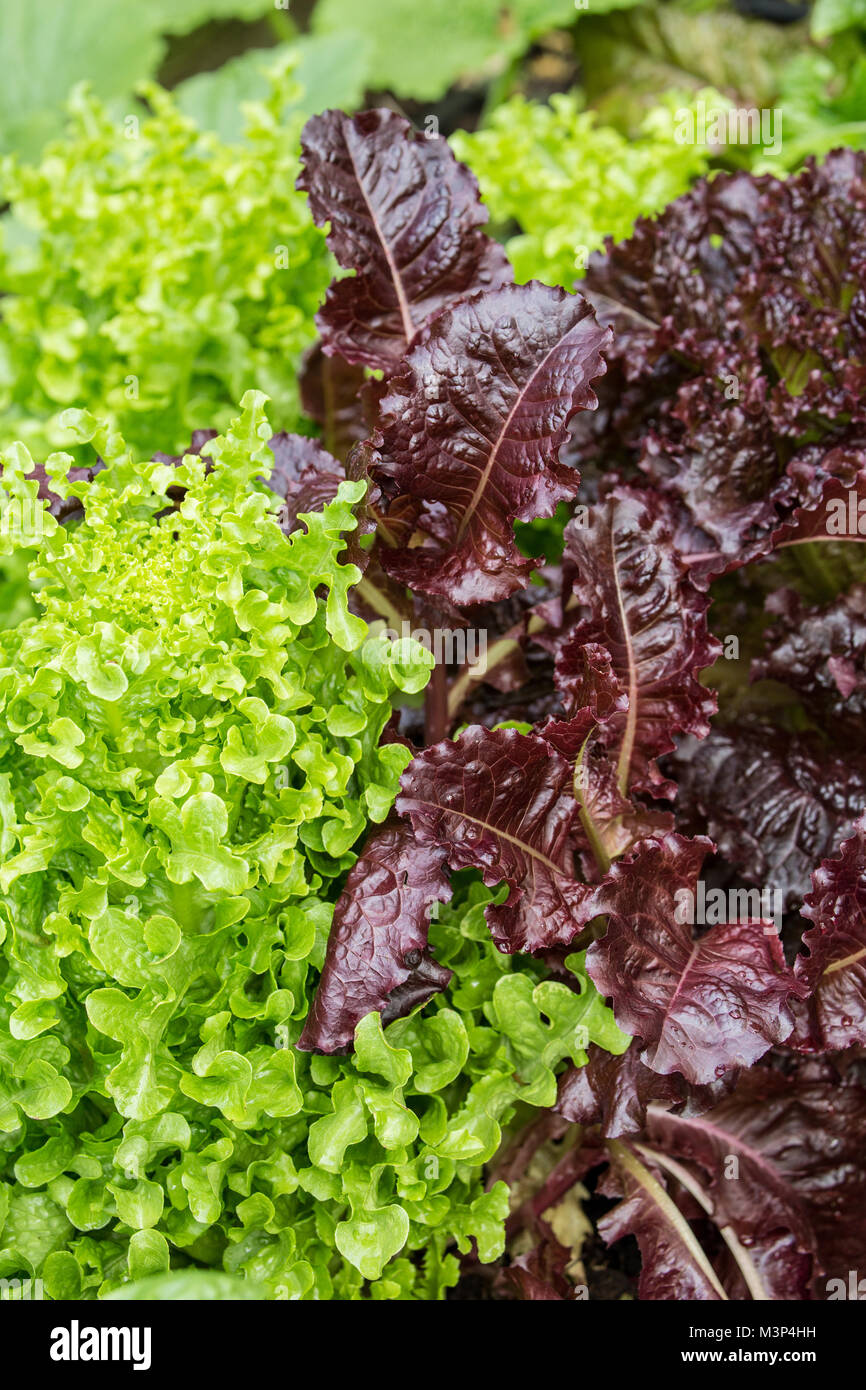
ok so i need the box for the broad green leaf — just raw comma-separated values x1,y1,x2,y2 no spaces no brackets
106,1270,268,1300
151,792,250,895
0,0,163,158
127,1229,170,1282
176,35,373,143
312,0,587,101
308,1080,368,1172
1,1191,72,1269
335,1204,410,1280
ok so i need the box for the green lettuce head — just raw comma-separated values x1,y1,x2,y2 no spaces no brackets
0,393,624,1299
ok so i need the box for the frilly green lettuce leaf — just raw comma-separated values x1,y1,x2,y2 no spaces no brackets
0,393,622,1298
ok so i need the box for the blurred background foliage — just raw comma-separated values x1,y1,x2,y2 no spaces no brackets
1,0,864,161
3,0,570,157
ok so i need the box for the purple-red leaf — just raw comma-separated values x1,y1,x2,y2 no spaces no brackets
792,814,866,1051
772,457,866,550
396,725,597,953
297,823,452,1054
672,726,866,910
24,459,106,525
586,834,803,1083
539,715,672,877
752,585,866,747
645,1065,866,1292
598,1139,726,1300
265,432,345,535
556,1042,684,1139
376,283,610,604
298,343,368,461
297,108,512,371
552,640,628,723
568,153,866,575
503,1237,574,1301
638,379,792,579
582,169,761,377
559,489,720,796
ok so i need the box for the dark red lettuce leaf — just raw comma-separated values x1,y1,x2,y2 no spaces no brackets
24,459,106,525
641,426,866,590
578,153,866,444
581,169,762,380
644,1064,866,1292
714,1231,813,1304
732,149,866,435
598,1139,726,1300
375,283,610,605
771,454,866,549
558,489,720,797
645,1084,812,1277
297,823,452,1054
380,953,455,1028
502,1236,574,1301
297,108,512,371
396,725,597,952
556,1042,684,1139
534,646,673,874
298,343,368,461
538,716,672,877
585,834,803,1083
266,433,345,534
565,169,763,485
638,378,793,579
264,432,383,577
553,1064,866,1300
752,585,866,746
568,153,866,573
552,639,628,723
671,726,866,910
591,1065,866,1299
792,814,866,1051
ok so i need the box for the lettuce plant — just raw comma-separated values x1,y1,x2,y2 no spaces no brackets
0,391,626,1299
4,95,865,1301
453,54,866,295
452,91,716,288
0,73,329,465
288,110,866,1300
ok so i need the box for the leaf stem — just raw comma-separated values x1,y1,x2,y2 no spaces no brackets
573,736,610,875
447,635,521,719
356,576,409,630
607,1140,729,1300
424,659,448,746
633,1142,769,1302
